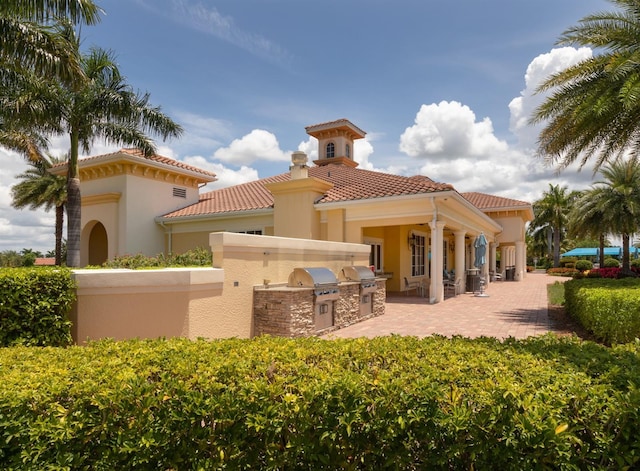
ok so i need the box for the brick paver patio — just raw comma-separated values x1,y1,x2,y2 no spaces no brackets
323,271,556,340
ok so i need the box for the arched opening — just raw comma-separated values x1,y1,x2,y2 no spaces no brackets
88,222,108,266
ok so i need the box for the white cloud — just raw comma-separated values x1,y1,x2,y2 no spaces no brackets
181,154,259,190
509,46,593,149
396,48,600,201
399,101,508,160
213,129,290,165
0,150,59,254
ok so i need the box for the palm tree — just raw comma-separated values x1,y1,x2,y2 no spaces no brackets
2,32,183,266
11,154,67,265
532,0,640,173
528,184,580,267
582,158,640,274
0,1,101,83
1,2,102,163
569,190,610,268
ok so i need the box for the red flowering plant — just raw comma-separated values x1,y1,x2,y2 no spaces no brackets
587,267,640,278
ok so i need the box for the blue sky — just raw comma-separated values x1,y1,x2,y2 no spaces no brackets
0,0,613,254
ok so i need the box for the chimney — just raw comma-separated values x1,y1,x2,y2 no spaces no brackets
290,151,308,180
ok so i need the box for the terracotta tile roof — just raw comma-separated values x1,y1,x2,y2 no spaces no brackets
34,257,56,266
163,173,287,218
311,165,453,203
462,192,531,210
52,148,217,180
161,164,455,218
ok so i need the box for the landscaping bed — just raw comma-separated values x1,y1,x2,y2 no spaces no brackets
1,335,639,469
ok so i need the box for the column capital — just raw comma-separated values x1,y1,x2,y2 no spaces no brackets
429,220,447,231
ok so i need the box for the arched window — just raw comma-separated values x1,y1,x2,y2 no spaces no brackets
326,142,335,158
346,143,351,158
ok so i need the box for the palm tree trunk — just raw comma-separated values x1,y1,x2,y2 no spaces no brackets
55,204,64,266
66,131,81,267
599,233,605,268
553,227,561,267
622,233,632,275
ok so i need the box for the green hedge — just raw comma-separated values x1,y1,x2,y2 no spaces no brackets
1,336,640,469
565,278,640,344
0,267,75,347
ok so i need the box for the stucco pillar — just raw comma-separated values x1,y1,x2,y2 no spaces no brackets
515,241,526,281
490,242,498,282
454,230,466,293
429,221,446,304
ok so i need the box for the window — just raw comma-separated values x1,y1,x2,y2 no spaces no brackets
326,142,335,158
412,234,426,276
346,143,351,158
238,230,262,235
365,237,384,273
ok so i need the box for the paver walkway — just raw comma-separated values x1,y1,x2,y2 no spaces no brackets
323,271,557,340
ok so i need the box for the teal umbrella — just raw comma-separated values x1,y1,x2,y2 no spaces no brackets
474,233,487,268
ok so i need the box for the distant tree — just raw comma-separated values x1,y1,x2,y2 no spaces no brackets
532,0,640,173
569,191,610,268
0,250,22,267
581,158,640,274
11,154,67,265
19,248,42,267
528,184,580,267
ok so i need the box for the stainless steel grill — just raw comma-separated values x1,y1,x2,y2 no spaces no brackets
339,265,378,317
288,267,340,301
339,266,377,295
288,267,340,331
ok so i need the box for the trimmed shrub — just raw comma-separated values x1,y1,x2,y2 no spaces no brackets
564,277,640,344
0,267,75,347
603,258,620,268
101,247,211,269
547,267,579,277
575,260,593,272
631,258,640,269
1,336,640,469
559,257,578,268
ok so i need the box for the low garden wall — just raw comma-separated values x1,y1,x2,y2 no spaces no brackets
70,233,374,343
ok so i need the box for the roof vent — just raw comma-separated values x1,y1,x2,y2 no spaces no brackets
173,187,187,198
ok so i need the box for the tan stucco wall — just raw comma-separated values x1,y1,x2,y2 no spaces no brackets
80,172,203,263
493,215,526,244
71,268,225,344
266,178,332,240
162,213,274,254
170,231,212,254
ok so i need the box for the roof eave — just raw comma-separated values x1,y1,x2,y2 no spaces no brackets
51,151,217,183
155,207,273,224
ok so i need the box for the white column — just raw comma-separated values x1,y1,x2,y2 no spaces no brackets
454,230,466,293
429,221,446,303
515,241,525,281
490,242,498,282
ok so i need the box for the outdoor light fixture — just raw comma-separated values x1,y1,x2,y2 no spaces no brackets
408,231,416,248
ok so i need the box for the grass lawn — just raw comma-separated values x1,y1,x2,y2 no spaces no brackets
547,280,565,305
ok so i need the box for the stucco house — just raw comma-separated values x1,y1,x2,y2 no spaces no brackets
57,119,533,304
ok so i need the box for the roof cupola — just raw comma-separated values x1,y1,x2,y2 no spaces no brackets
305,119,366,167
